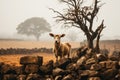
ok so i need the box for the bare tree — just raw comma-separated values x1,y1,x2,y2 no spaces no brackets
50,0,105,52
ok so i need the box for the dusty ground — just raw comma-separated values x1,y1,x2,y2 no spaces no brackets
0,41,80,66
0,41,80,49
0,40,120,66
0,53,55,66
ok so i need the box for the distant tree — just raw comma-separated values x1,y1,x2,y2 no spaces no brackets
50,0,106,52
16,17,51,40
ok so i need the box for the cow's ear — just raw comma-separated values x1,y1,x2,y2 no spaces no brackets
61,34,65,37
49,33,54,37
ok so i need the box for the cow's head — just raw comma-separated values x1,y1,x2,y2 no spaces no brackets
49,33,65,44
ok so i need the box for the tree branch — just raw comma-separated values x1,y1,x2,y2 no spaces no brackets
95,20,105,52
49,8,75,21
62,0,75,7
89,0,100,33
92,20,105,39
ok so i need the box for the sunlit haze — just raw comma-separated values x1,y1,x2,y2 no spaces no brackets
0,0,120,41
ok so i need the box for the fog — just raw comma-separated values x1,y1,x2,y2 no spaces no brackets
0,0,120,41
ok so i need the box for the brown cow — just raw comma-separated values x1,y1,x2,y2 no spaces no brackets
49,33,71,61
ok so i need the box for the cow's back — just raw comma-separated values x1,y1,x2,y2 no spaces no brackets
61,43,71,56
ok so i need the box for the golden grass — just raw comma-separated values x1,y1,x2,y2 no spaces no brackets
0,53,56,66
0,41,80,66
0,40,120,66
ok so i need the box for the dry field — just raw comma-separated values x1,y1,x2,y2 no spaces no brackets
0,41,80,49
0,40,80,66
0,40,120,66
0,53,55,66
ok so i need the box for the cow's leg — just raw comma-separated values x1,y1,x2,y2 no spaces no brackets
68,49,71,58
60,55,62,59
67,52,69,58
55,54,58,62
62,52,64,59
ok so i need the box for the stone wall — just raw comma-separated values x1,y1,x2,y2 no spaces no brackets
0,48,78,54
0,47,120,80
0,48,52,54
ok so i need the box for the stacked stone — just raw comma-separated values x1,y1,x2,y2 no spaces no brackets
19,56,43,80
50,47,120,80
0,48,53,54
0,62,22,80
0,47,120,80
0,56,43,80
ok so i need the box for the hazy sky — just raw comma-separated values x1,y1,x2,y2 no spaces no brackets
0,0,120,41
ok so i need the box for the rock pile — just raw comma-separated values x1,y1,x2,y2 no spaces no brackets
0,47,120,80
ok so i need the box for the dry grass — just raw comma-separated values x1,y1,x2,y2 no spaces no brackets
0,41,80,66
0,53,56,66
0,40,120,66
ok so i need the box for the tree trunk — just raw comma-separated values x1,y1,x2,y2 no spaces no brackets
86,35,94,49
86,35,100,53
85,33,100,53
94,20,105,53
94,35,100,53
87,39,94,49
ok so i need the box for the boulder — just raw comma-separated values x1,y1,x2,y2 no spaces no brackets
99,61,106,68
0,62,4,75
86,58,96,65
62,74,73,80
118,61,120,67
17,75,26,80
54,58,71,69
86,49,93,58
106,61,118,69
71,47,88,59
101,69,118,80
44,75,53,80
1,64,17,74
39,60,53,75
3,74,17,80
96,54,107,62
79,70,98,77
88,77,101,80
52,68,65,76
78,47,88,58
71,71,80,79
99,61,118,69
26,73,41,80
25,64,39,74
76,56,86,66
90,64,102,71
55,75,62,80
0,62,4,68
115,73,120,79
20,56,43,65
84,64,92,70
15,66,24,75
66,63,77,71
108,51,120,61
